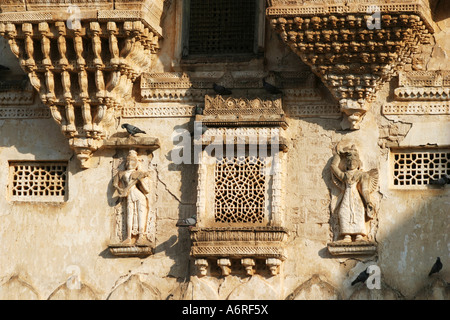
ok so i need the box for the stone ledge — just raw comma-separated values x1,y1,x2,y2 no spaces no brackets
101,136,161,151
327,241,377,256
108,244,154,257
190,226,289,260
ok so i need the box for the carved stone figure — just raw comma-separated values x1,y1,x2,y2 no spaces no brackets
331,145,378,242
113,149,152,246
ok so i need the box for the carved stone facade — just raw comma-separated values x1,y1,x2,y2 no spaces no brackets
0,0,448,301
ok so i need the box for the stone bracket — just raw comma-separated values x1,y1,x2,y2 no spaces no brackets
327,241,377,256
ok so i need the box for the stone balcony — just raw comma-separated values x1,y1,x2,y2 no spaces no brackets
190,226,289,276
266,0,435,130
0,0,171,168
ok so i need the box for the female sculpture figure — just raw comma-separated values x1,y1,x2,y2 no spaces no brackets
113,150,151,246
330,145,378,242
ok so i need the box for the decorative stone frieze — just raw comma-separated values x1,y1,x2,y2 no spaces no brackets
190,227,288,276
140,71,324,104
383,71,450,115
266,0,435,129
0,0,167,168
199,95,287,128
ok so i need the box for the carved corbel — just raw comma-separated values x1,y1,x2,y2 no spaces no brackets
241,258,255,276
195,259,208,277
217,259,232,276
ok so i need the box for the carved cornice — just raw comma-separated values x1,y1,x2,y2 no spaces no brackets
0,1,168,168
140,71,323,103
266,0,435,129
383,70,450,115
198,95,287,129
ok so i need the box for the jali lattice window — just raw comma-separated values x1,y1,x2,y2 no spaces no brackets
214,156,266,223
188,0,257,55
391,149,450,188
9,161,68,201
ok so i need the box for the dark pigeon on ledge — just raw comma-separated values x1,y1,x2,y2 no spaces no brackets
121,123,146,136
213,83,232,95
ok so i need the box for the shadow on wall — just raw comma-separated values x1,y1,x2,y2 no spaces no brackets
432,0,450,22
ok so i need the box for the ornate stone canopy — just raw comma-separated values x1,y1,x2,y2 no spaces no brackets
0,0,170,168
266,0,435,129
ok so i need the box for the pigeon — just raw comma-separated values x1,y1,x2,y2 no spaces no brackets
176,215,197,227
351,268,370,286
429,175,450,186
262,78,282,95
121,123,146,136
428,257,442,276
213,83,232,95
194,104,203,115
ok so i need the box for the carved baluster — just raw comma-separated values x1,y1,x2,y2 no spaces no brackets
4,24,21,59
55,22,75,133
73,27,86,66
90,22,106,133
28,71,44,102
120,21,134,77
90,22,103,66
22,23,35,67
37,22,55,104
49,105,63,126
73,26,92,132
106,22,120,108
92,105,107,134
65,102,76,135
38,22,51,67
55,22,68,66
107,22,120,67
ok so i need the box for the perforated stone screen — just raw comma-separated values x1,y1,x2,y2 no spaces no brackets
9,162,68,201
214,156,266,223
391,149,450,188
188,0,256,55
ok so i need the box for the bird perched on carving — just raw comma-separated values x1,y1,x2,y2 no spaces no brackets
213,83,232,95
351,268,370,286
176,215,197,227
262,78,282,95
428,257,442,276
429,175,450,186
194,104,203,115
121,123,146,136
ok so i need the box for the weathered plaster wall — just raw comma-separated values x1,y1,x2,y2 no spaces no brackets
0,0,448,300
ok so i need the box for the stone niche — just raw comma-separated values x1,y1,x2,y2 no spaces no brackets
105,136,161,257
189,91,289,277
